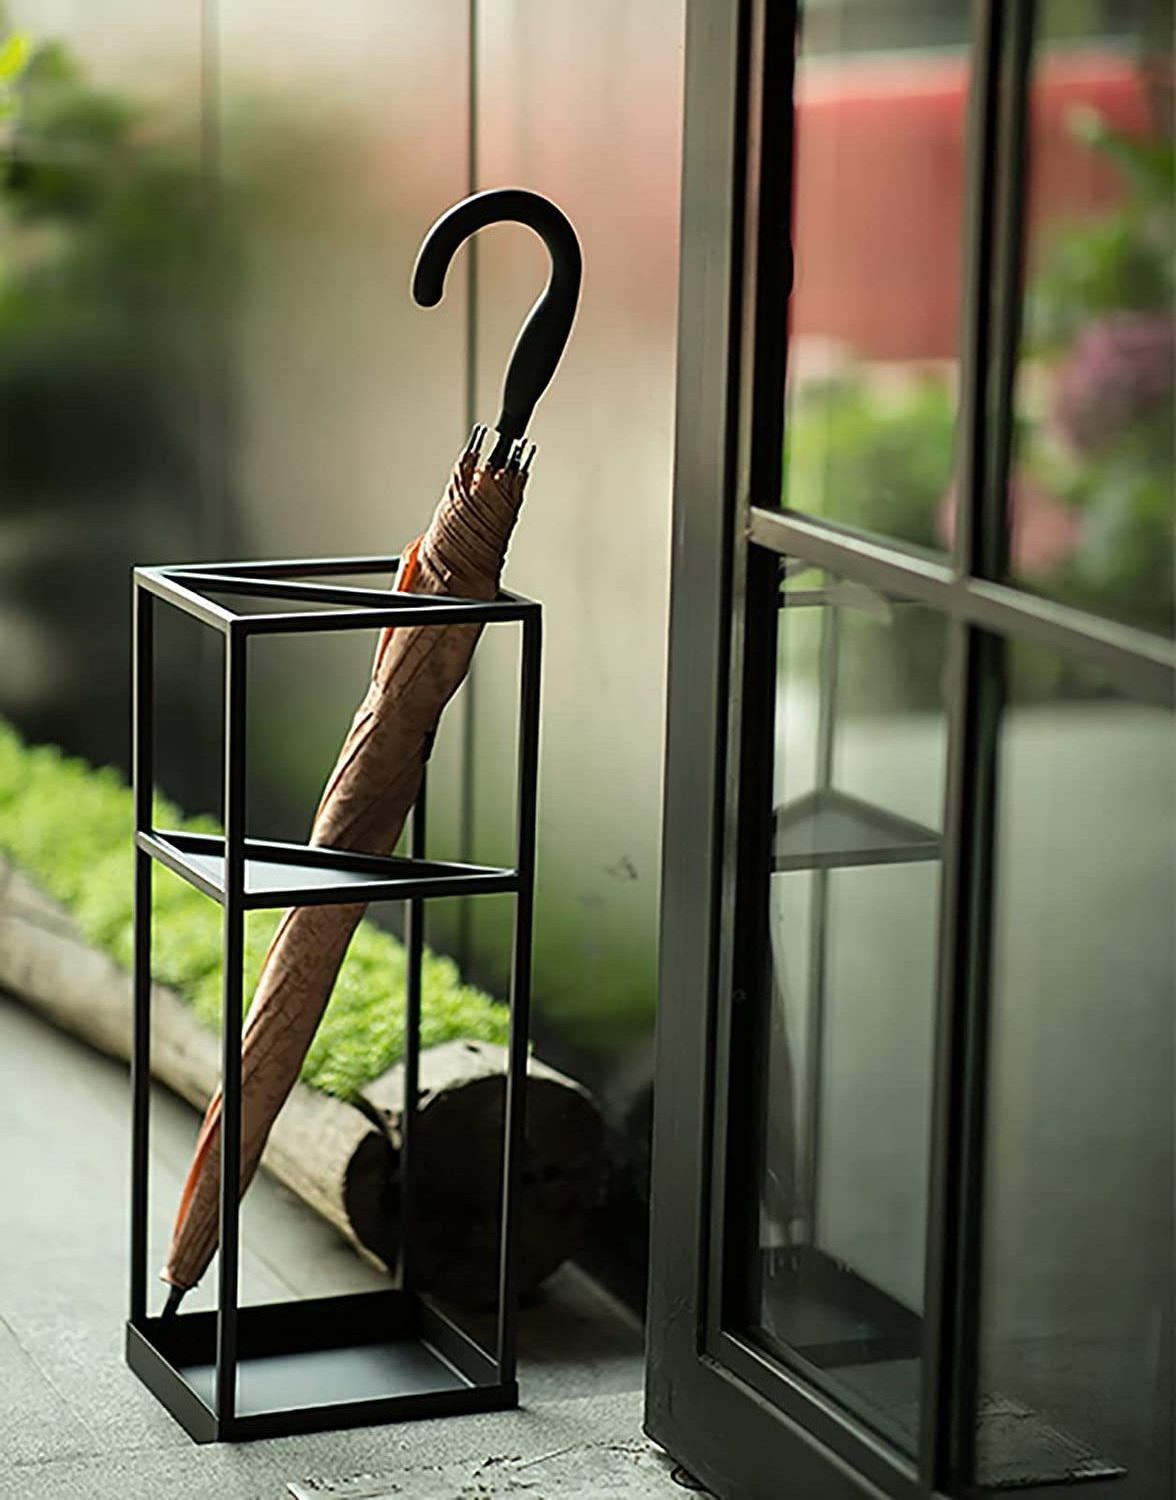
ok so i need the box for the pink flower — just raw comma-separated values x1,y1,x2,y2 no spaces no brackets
1053,311,1176,454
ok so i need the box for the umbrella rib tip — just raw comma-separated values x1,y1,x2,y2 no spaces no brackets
160,1283,187,1322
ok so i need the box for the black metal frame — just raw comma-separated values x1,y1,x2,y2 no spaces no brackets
646,1,1176,1498
127,555,541,1443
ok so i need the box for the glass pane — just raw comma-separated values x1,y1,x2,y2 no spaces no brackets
746,567,948,1456
1000,4,1175,635
781,1,969,553
977,647,1174,1494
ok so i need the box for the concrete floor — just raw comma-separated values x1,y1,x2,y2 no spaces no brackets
0,995,691,1500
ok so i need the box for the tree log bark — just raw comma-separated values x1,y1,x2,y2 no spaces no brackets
356,1040,608,1306
0,859,605,1303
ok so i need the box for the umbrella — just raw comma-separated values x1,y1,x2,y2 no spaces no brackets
161,188,582,1309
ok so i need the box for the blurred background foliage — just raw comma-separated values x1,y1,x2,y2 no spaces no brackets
1019,114,1175,635
0,23,368,798
0,26,217,776
784,92,1174,710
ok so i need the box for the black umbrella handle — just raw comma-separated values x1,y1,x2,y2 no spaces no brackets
412,188,582,470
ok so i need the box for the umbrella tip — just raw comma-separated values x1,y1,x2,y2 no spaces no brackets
160,1284,186,1322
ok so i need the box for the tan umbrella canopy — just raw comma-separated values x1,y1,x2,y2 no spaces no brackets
162,189,581,1309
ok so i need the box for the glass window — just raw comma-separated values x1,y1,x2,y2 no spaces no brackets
1000,4,1175,635
977,646,1174,1494
781,0,968,554
745,568,948,1455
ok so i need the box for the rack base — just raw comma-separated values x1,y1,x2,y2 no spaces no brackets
126,1288,515,1443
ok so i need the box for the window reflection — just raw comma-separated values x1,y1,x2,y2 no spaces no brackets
749,571,948,1456
978,650,1174,1494
1002,6,1172,632
782,3,968,551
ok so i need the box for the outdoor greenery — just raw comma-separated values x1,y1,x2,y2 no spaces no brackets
1018,113,1175,636
0,30,219,505
0,27,217,775
784,374,955,555
0,720,510,1099
783,101,1173,710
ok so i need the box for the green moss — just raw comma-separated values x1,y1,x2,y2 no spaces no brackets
0,719,510,1099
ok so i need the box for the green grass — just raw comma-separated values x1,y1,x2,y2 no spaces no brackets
0,719,510,1099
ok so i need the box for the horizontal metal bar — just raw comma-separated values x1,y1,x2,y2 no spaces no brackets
136,831,224,904
134,569,233,634
165,554,403,578
139,830,519,908
161,557,535,608
710,1330,924,1500
223,1383,515,1443
751,508,953,596
773,842,941,874
965,577,1175,703
167,572,506,613
164,830,512,883
238,601,534,635
750,507,1176,703
238,871,519,909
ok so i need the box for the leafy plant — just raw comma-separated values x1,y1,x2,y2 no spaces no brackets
0,720,510,1099
783,374,956,553
1027,112,1175,354
783,100,1174,659
0,30,29,124
1018,112,1175,637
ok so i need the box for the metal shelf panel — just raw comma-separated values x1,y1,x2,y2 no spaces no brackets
773,789,942,873
138,829,518,909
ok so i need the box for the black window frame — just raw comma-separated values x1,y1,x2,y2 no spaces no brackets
644,2,1176,1498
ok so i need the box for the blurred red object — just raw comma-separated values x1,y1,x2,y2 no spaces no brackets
792,48,1152,361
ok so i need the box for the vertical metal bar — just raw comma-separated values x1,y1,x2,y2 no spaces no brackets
197,0,227,814
709,0,797,1343
951,6,1033,1488
496,610,541,1383
199,0,224,552
943,633,1004,1490
922,0,1021,1489
400,771,427,1295
457,0,480,972
215,623,247,1434
465,0,479,432
801,596,841,1245
130,582,154,1326
985,0,1035,583
699,0,755,1347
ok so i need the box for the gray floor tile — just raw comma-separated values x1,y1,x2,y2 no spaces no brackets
0,1318,97,1469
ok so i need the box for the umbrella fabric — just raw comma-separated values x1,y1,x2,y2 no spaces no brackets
164,440,527,1292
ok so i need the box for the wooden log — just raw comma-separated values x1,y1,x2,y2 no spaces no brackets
356,1040,608,1306
0,859,607,1303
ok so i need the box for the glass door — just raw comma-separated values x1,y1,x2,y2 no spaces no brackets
646,2,1174,1498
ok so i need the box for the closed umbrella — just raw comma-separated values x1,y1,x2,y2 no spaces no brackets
162,188,581,1310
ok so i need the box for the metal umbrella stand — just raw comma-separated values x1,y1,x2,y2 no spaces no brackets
125,189,579,1443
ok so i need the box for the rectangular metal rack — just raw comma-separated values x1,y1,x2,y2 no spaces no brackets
126,556,541,1442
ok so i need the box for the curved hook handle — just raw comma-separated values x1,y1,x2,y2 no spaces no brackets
412,187,582,469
